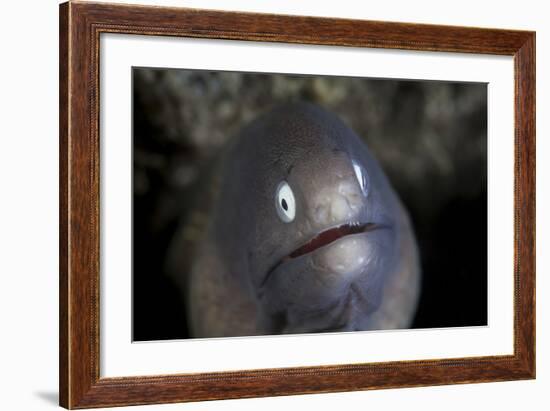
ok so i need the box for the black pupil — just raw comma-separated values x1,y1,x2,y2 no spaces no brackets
281,198,288,211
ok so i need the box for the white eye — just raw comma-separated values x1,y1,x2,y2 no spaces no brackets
275,181,296,223
352,161,369,196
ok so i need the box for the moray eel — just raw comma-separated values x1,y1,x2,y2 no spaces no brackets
169,102,420,338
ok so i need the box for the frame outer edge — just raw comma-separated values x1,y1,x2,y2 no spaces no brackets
59,2,70,408
62,1,98,408
515,33,536,377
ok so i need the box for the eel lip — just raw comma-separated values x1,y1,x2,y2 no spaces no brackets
261,222,387,288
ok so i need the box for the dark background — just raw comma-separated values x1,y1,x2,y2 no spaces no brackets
132,68,487,341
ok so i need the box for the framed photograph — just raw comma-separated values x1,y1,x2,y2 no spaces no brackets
59,1,535,408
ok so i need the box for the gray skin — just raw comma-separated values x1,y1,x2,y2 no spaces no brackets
171,103,420,338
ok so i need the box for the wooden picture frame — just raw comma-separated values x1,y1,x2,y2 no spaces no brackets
59,1,535,408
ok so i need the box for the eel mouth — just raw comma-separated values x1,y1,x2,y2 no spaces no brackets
261,222,387,288
288,222,382,259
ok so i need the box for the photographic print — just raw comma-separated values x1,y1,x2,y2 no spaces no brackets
132,69,487,340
